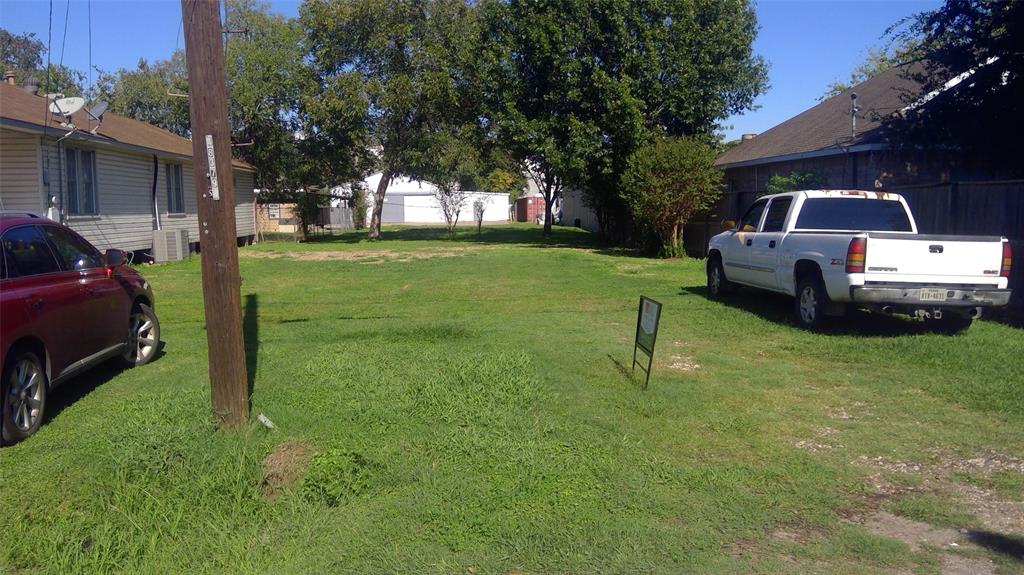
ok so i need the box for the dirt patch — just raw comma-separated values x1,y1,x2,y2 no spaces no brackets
261,440,315,499
929,449,1024,476
859,510,962,551
951,482,1024,535
853,451,1024,535
242,248,471,263
938,553,995,575
769,526,826,545
794,427,843,453
666,355,700,371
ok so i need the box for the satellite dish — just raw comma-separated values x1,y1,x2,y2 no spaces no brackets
86,101,108,122
49,96,86,118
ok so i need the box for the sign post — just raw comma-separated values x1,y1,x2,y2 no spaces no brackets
633,296,662,389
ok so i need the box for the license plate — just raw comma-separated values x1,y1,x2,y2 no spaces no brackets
919,288,949,302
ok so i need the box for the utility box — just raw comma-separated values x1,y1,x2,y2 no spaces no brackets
152,229,189,262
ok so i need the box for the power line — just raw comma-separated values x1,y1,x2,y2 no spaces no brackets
88,0,93,97
58,0,70,73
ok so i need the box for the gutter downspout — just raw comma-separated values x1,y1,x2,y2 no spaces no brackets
152,154,161,230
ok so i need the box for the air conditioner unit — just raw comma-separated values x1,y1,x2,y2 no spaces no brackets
152,229,189,262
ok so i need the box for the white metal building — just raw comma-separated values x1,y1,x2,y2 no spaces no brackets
362,172,509,225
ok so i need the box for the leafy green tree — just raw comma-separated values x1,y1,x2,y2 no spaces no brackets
819,43,920,100
481,167,524,205
763,171,827,196
482,0,767,239
96,53,192,136
1,28,86,97
301,0,483,239
884,0,1023,169
422,127,480,239
225,0,312,191
1,29,44,72
620,137,722,258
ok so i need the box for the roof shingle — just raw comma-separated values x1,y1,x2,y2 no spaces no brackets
715,64,925,167
0,82,253,169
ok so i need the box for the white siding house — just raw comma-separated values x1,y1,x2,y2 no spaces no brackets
0,81,256,254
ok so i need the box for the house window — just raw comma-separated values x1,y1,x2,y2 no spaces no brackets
65,148,97,215
166,163,184,214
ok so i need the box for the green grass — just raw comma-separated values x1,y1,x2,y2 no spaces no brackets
2,223,1022,574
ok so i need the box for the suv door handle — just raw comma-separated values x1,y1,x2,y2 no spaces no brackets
83,286,96,296
745,239,752,246
769,240,776,248
27,297,44,310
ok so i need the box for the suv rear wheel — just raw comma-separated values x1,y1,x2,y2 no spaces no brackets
2,348,48,445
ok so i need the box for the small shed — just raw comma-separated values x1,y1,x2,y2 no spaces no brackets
514,195,546,223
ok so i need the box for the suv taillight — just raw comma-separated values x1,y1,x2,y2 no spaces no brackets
846,237,866,274
1002,241,1013,278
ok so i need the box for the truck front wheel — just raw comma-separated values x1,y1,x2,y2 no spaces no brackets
795,275,829,331
707,256,733,299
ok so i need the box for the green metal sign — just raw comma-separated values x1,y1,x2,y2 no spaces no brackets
633,296,662,388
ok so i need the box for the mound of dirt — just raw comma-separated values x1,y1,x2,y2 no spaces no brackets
261,440,315,499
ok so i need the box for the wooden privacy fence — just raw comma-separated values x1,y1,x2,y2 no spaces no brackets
891,180,1024,312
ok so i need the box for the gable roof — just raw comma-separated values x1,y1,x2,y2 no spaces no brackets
716,63,926,168
0,82,253,170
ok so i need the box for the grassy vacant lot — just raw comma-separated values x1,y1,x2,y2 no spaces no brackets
2,224,1022,574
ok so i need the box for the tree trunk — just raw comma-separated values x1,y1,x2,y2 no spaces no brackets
543,183,556,237
368,170,393,239
660,224,679,258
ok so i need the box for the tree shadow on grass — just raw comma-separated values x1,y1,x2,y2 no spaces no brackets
679,285,932,337
302,224,606,250
966,530,1024,562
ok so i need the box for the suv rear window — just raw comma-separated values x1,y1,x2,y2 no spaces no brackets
795,198,913,232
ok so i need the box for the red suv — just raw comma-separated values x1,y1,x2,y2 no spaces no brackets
0,212,160,445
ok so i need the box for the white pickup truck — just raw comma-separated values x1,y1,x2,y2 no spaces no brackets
706,190,1013,332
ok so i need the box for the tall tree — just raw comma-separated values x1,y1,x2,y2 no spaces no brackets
2,27,86,97
482,0,767,239
225,0,312,190
884,0,1023,169
301,0,483,239
96,53,192,136
1,29,44,72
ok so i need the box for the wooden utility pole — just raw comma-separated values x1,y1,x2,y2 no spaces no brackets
181,0,249,427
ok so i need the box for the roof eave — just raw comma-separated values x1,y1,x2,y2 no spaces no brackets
715,143,890,170
0,117,256,172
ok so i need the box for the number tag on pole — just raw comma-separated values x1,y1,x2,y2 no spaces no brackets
205,134,220,200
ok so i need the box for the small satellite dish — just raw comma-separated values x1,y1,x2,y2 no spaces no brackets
86,101,108,122
49,96,86,118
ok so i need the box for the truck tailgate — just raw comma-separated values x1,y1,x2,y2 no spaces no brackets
864,233,1005,284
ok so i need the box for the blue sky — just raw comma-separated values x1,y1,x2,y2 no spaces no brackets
1,0,940,141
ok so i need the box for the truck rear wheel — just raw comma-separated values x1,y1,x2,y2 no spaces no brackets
795,275,829,331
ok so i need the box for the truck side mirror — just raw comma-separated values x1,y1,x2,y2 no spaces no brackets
721,218,737,231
